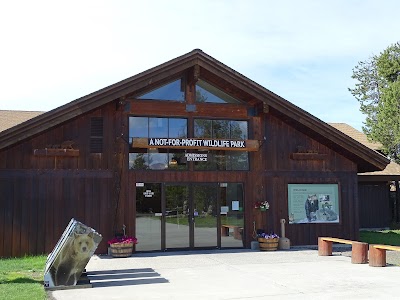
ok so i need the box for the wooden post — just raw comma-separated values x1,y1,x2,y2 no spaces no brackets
369,245,386,267
351,241,368,264
318,238,332,256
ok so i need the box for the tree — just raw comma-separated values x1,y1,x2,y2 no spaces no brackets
349,42,400,163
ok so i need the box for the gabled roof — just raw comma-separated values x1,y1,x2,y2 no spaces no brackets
0,49,390,172
0,110,44,132
329,123,400,180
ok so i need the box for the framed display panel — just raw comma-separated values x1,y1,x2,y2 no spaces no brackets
288,184,340,224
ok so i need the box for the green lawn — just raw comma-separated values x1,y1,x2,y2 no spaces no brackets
0,255,47,300
359,229,400,246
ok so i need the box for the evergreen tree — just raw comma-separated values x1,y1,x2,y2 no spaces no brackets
349,42,400,163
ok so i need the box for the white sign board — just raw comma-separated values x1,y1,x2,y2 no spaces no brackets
185,153,208,161
221,206,229,215
232,201,239,211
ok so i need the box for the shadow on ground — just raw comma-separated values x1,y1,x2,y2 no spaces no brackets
88,268,168,288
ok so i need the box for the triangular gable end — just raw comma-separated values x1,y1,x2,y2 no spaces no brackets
0,49,390,172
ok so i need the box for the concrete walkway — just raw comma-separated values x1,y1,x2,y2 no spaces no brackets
50,248,400,299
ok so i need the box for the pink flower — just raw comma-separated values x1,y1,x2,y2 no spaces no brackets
107,236,138,245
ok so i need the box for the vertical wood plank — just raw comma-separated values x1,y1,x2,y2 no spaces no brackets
28,173,38,255
20,176,30,255
12,177,22,257
0,178,13,257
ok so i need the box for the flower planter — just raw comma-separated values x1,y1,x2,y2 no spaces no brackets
258,237,279,251
110,242,134,258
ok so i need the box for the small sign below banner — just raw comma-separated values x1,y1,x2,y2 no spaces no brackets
185,153,207,161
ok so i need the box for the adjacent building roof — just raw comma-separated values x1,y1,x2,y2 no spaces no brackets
329,123,400,180
328,123,382,151
0,49,390,172
0,110,44,132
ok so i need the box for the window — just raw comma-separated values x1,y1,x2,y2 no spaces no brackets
196,79,242,104
129,117,187,142
129,117,249,171
193,150,249,171
137,79,185,101
129,117,188,170
194,119,249,170
194,119,248,140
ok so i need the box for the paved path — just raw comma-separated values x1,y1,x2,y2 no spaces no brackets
49,248,400,299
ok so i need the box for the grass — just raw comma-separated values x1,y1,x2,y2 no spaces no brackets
0,255,47,300
359,229,400,246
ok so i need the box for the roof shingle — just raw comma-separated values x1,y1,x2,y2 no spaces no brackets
0,110,44,132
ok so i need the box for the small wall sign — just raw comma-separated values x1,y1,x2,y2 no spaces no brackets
184,153,207,161
143,190,154,198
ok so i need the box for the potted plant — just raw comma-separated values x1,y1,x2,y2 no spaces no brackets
254,201,270,211
257,232,279,251
108,235,138,258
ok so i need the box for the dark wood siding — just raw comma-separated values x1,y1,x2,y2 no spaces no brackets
0,102,118,171
251,115,360,245
358,183,390,228
0,170,113,257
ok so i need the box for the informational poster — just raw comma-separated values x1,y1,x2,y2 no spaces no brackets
288,184,340,224
232,201,239,211
220,206,229,215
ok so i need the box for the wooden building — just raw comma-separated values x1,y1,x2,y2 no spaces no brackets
330,123,400,229
0,50,390,258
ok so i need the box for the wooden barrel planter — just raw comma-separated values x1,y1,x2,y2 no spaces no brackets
258,238,279,251
110,242,134,258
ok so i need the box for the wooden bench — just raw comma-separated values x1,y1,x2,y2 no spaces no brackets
221,225,242,240
318,237,368,264
369,244,400,267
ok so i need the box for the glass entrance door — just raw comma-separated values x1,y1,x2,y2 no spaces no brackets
192,184,218,248
135,182,244,251
135,183,162,251
220,183,244,247
165,185,189,249
164,184,217,249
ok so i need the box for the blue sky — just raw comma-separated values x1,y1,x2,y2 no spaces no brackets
1,0,400,130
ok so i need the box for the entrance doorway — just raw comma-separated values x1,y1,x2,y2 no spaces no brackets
135,183,244,251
